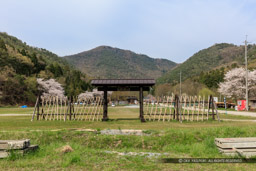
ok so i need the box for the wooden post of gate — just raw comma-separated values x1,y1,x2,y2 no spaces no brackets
139,86,145,122
102,86,109,121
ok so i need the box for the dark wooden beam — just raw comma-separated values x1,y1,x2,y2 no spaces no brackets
139,86,145,122
97,86,150,91
102,87,109,121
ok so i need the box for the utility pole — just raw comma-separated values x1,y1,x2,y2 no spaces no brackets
179,71,182,96
245,35,249,111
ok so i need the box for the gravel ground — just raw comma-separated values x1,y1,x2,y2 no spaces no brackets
124,105,139,108
105,151,169,158
100,129,145,136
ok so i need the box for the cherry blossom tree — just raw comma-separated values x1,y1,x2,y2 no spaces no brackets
78,92,94,100
37,78,64,98
218,68,256,99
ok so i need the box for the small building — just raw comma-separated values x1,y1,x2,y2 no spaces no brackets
249,98,256,110
216,102,236,109
127,96,138,104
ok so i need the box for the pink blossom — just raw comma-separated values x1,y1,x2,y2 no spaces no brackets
218,68,256,99
37,78,65,98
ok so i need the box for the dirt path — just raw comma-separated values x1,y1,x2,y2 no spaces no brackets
1,109,255,118
218,110,256,117
221,119,256,122
0,114,32,116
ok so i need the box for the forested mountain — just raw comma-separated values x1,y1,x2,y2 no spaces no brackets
3,31,256,105
158,43,256,84
64,46,177,79
0,32,90,106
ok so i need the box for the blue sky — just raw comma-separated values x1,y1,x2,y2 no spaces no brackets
1,0,256,63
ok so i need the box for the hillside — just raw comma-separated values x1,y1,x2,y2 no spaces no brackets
158,43,256,84
64,46,177,79
0,32,90,106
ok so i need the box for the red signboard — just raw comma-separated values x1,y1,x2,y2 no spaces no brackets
237,100,246,111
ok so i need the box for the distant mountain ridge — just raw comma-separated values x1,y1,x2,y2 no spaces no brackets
158,43,256,84
64,46,177,79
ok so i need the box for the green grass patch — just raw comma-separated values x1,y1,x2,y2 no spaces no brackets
0,126,256,170
1,107,256,170
0,107,34,114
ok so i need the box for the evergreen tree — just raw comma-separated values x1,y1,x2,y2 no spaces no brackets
0,39,7,50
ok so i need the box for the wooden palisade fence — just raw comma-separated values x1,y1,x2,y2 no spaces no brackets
144,94,220,122
31,96,103,121
32,94,219,123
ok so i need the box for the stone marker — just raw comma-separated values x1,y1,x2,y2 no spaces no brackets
0,139,30,150
0,139,38,158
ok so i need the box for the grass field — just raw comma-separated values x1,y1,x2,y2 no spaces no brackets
0,107,256,170
0,107,34,114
